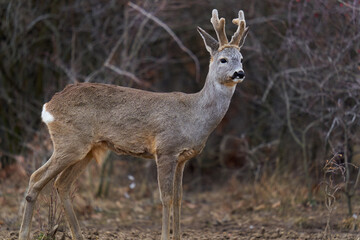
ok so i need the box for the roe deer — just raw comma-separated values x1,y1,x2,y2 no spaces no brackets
19,9,249,240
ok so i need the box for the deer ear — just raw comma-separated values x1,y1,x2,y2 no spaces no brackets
197,27,219,55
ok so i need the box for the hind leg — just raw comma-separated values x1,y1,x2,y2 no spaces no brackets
19,153,63,240
19,147,89,240
54,153,92,240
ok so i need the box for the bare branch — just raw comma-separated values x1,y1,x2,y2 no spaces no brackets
104,62,149,87
281,79,302,147
104,37,149,87
338,0,360,11
55,59,78,84
128,2,200,83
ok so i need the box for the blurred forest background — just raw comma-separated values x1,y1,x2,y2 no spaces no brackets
0,0,360,238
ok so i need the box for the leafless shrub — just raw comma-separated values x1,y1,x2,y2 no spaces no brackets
323,154,346,239
240,0,360,199
0,0,359,208
34,180,65,240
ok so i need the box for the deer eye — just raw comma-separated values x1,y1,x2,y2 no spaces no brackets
220,58,227,63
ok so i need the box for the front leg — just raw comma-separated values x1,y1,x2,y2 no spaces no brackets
173,162,186,240
156,155,176,240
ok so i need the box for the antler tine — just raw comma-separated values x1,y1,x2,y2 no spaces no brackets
229,10,248,46
210,9,228,48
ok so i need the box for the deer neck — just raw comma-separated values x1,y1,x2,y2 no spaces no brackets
196,74,236,133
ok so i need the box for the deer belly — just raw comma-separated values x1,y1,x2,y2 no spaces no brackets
102,138,156,160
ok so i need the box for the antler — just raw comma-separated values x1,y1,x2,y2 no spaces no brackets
229,10,248,46
210,9,229,48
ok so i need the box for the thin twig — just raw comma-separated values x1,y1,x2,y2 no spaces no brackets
55,59,78,83
281,79,302,147
104,36,149,87
104,63,148,87
338,0,360,11
128,2,201,82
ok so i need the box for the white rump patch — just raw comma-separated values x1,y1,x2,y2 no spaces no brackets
41,103,54,124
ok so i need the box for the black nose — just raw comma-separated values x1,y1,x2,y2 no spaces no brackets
232,71,245,79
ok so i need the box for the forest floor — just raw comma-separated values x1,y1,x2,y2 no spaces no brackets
1,160,360,240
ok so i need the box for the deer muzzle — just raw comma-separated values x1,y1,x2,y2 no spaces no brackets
231,70,245,80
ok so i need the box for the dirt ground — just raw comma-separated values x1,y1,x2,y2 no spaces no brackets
1,161,360,240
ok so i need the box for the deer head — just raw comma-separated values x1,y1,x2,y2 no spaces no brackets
198,9,249,86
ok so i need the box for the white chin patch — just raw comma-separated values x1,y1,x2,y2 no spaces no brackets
234,77,245,83
41,104,54,124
